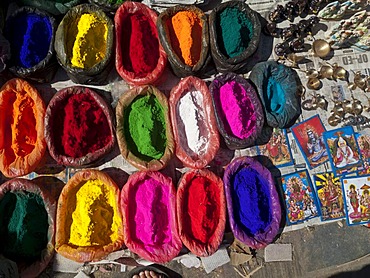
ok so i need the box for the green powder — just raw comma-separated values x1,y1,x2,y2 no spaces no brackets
0,191,49,262
216,7,254,58
124,94,167,161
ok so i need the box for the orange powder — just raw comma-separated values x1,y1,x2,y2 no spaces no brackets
168,11,202,66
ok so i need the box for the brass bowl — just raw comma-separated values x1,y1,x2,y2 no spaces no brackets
312,39,331,58
307,78,321,90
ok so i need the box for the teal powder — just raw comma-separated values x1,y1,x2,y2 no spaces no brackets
0,191,49,262
263,77,285,114
216,7,254,58
231,168,272,236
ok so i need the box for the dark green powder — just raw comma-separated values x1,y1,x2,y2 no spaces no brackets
124,94,167,161
0,191,49,262
217,7,254,58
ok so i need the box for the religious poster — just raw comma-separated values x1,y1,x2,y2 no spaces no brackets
314,172,345,221
281,170,320,225
341,175,370,226
355,132,370,176
323,126,362,177
256,128,293,168
291,115,329,169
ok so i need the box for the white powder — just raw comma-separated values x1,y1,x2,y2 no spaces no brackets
177,90,209,157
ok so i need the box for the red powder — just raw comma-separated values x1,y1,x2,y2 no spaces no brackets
122,12,159,77
184,176,220,244
58,94,111,158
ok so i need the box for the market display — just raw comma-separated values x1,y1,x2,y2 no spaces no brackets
0,0,370,276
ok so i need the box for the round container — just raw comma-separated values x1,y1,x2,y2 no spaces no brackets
157,5,210,78
169,76,219,168
115,1,167,85
209,1,261,73
177,169,226,257
4,6,57,82
0,178,56,277
55,4,114,85
209,73,264,150
0,78,46,178
121,171,182,263
223,156,281,249
44,86,115,167
55,169,124,262
116,85,174,171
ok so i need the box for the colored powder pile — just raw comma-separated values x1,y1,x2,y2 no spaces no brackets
0,191,48,261
6,12,52,68
218,80,256,139
68,179,121,247
129,176,172,251
70,13,107,69
216,7,254,58
231,167,272,236
124,94,167,161
177,89,209,157
1,90,37,164
167,11,202,66
121,12,159,77
53,93,111,158
264,76,285,114
183,176,220,244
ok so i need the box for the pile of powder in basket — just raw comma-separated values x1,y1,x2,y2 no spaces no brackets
0,191,48,261
121,11,159,77
216,7,254,58
167,11,202,66
124,94,167,161
53,93,111,158
176,89,209,155
68,179,121,246
6,11,52,68
70,13,107,69
219,80,256,139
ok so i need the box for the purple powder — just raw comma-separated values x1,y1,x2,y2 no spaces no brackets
231,167,272,236
219,80,256,139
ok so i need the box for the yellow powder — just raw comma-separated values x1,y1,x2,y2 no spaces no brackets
71,13,108,69
68,179,121,247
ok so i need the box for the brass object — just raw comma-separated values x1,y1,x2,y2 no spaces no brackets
316,95,328,110
286,53,304,68
333,64,348,81
312,39,331,58
319,64,334,79
343,99,353,114
347,82,357,91
354,71,368,90
351,97,363,115
307,78,321,90
328,114,341,126
332,101,345,117
302,99,317,110
305,68,319,79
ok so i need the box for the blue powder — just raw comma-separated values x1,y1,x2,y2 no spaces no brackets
231,167,272,236
265,77,285,114
6,13,52,68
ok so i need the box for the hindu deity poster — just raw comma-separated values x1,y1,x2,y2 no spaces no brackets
314,172,345,221
256,128,293,168
355,132,370,176
323,126,362,177
291,115,329,169
281,170,320,225
341,175,370,226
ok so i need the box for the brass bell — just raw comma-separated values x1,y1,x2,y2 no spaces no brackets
305,68,319,79
312,39,331,58
351,97,363,115
320,64,334,79
347,82,357,91
332,101,345,117
343,99,353,114
307,78,321,90
328,114,341,126
316,95,328,110
354,72,367,90
333,64,348,81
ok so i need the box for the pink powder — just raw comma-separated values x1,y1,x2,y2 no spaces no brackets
219,80,256,139
130,176,172,251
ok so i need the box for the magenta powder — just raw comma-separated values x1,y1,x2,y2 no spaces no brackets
219,80,256,139
130,176,172,251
